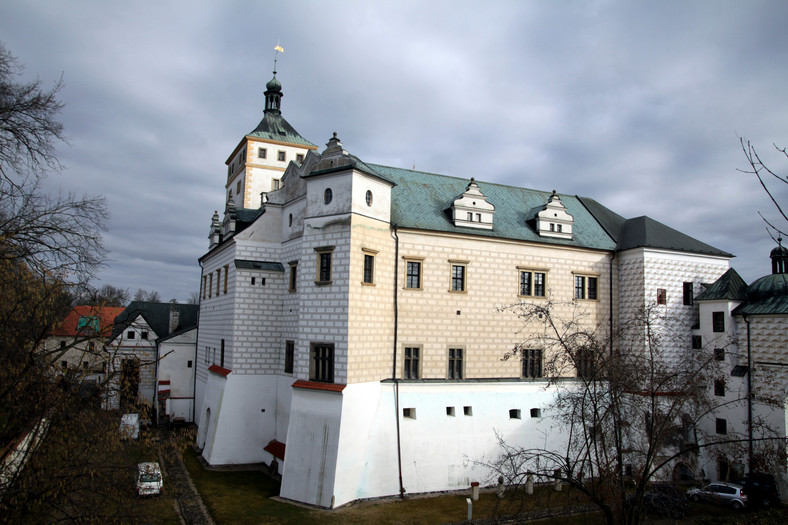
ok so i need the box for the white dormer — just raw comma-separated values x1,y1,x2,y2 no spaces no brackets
451,179,495,230
535,191,573,239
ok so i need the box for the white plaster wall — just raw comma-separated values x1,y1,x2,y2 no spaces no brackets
199,372,284,465
306,381,566,507
158,329,197,422
280,387,343,508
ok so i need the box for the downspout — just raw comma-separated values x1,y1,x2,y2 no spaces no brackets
609,250,615,356
392,224,405,498
192,260,204,424
744,314,754,471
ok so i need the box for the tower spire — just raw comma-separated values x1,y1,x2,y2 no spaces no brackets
264,43,284,115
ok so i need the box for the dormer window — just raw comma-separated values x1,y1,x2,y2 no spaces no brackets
534,191,573,240
451,179,495,230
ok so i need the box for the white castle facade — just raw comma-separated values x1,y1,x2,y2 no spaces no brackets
192,73,787,507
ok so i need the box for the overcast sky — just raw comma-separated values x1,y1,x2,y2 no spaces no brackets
2,1,787,302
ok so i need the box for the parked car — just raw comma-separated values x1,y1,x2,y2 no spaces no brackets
136,462,163,496
687,482,747,509
733,473,779,508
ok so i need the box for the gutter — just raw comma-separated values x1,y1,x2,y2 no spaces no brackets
391,224,405,498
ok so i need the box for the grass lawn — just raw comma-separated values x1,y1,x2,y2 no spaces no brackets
182,447,592,524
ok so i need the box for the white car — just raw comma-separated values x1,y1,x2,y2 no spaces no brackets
136,462,163,496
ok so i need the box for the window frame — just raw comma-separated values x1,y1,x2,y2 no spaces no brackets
258,147,267,159
223,265,229,294
362,249,377,286
712,311,725,333
518,267,548,298
448,347,464,379
715,418,727,435
404,257,423,290
573,273,599,301
403,346,421,379
288,261,298,292
522,348,543,379
683,281,694,305
277,150,286,162
714,378,725,397
315,247,334,285
656,288,667,305
284,340,294,374
296,153,304,163
309,342,334,383
449,260,468,293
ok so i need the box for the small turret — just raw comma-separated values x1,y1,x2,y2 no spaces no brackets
209,211,221,248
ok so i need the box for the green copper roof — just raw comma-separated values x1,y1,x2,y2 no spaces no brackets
248,113,317,148
368,164,617,251
696,268,748,302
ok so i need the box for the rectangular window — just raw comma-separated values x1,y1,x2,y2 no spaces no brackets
236,180,241,195
446,406,455,416
534,272,546,296
712,311,725,332
258,147,267,159
296,153,304,163
141,332,148,340
277,150,286,162
574,274,599,300
403,408,416,419
450,263,466,292
657,288,667,304
315,248,333,284
310,343,334,383
209,273,213,298
60,340,66,349
692,335,702,350
519,271,531,296
362,252,375,284
530,408,542,418
288,262,298,292
404,346,420,379
714,379,725,397
714,348,725,361
575,276,586,299
587,277,598,300
216,269,221,296
522,349,543,378
683,281,694,305
716,418,727,435
509,409,521,419
223,265,229,293
127,331,135,340
272,178,281,191
406,260,422,289
576,349,595,380
448,347,464,379
518,269,547,297
202,276,207,299
187,360,192,368
284,340,294,374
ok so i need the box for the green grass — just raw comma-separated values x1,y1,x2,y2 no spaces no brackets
182,447,593,524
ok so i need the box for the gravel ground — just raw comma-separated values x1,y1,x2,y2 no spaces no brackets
159,443,214,525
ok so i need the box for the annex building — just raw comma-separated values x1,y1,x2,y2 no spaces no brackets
192,72,785,507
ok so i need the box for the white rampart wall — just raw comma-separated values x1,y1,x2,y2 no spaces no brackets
282,380,568,508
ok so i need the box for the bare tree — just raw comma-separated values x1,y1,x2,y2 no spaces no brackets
739,137,788,241
132,288,162,303
482,300,783,525
0,43,180,523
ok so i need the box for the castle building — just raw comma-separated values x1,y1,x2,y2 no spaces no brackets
192,73,767,507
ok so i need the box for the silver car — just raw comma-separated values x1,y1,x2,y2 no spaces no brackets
687,482,747,509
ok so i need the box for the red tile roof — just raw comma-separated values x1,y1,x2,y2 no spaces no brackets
291,380,346,392
264,439,286,460
208,364,231,376
49,306,126,337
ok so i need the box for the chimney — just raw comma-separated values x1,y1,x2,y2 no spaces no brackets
169,304,180,334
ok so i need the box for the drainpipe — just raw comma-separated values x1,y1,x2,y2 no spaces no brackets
192,260,204,424
609,251,615,356
392,224,405,498
744,314,754,471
